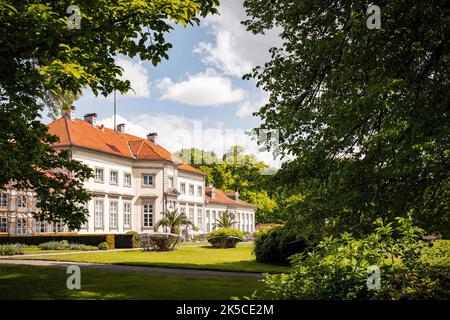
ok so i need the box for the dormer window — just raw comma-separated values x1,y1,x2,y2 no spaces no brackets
211,187,216,199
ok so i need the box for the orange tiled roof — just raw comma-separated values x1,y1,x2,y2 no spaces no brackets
205,187,255,208
47,118,206,175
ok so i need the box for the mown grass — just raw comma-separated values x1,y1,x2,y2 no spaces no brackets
0,264,263,300
18,243,288,273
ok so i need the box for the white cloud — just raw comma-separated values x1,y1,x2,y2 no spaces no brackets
157,68,248,106
116,57,151,98
98,113,283,169
236,94,269,118
194,0,282,77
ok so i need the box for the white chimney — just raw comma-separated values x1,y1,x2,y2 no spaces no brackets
116,123,125,133
147,132,157,143
84,113,97,126
211,187,216,199
62,106,76,121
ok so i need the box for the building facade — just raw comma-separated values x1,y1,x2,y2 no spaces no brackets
0,112,256,235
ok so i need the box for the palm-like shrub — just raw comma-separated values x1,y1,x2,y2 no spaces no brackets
214,210,238,229
154,209,192,234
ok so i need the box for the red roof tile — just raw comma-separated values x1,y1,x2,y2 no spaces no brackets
47,118,206,175
205,187,255,208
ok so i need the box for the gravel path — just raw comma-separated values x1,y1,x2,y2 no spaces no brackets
0,259,264,278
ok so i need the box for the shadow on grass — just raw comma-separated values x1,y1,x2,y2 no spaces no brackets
0,264,264,300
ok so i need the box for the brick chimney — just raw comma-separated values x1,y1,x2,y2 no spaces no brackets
84,113,97,126
147,132,157,143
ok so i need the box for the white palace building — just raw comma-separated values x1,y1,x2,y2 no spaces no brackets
0,111,256,236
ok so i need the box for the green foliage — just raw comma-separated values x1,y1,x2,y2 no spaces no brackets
0,234,131,247
125,231,140,248
97,242,109,250
175,147,281,224
0,243,24,256
154,210,192,234
255,216,449,300
213,210,238,229
243,0,450,237
207,228,245,239
207,228,244,248
138,233,183,251
0,0,219,229
38,240,98,251
253,225,308,265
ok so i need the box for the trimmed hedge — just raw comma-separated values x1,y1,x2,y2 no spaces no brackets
0,234,134,249
207,228,245,239
253,225,309,265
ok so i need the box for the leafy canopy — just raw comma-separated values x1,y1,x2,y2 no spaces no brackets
243,0,450,237
0,0,219,229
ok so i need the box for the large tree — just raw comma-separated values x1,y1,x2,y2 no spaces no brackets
0,0,219,229
243,0,450,237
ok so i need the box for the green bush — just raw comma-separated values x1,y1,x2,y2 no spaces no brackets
39,240,69,250
0,243,24,256
253,225,308,265
125,231,140,248
207,228,244,248
253,215,449,300
207,228,245,239
98,242,109,250
39,241,98,251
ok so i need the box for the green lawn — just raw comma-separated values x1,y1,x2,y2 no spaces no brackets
0,264,263,300
19,243,288,273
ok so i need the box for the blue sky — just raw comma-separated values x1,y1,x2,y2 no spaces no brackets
51,0,283,166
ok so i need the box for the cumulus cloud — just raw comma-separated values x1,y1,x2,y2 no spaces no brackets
194,0,282,77
157,68,248,106
116,57,151,98
236,94,269,118
98,113,283,169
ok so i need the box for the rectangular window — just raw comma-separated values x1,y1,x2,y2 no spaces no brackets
0,216,8,233
36,219,47,233
109,170,118,185
206,210,210,233
80,202,89,229
180,183,186,194
0,193,8,208
53,221,62,233
143,203,153,227
168,176,174,188
143,174,154,186
188,207,195,224
180,205,186,216
197,185,202,196
124,173,132,186
94,199,104,228
123,202,131,229
17,195,27,209
189,184,194,196
212,211,217,230
110,201,118,229
95,168,104,183
197,208,202,228
17,218,27,234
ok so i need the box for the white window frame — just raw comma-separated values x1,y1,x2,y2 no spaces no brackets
109,170,119,185
0,193,8,208
143,203,153,228
109,200,118,229
180,182,186,194
94,199,104,229
188,206,195,224
123,202,132,229
0,216,8,233
17,195,27,209
189,184,194,196
17,217,27,234
142,174,155,187
123,172,132,187
94,167,104,183
168,176,174,189
196,208,203,229
197,185,202,197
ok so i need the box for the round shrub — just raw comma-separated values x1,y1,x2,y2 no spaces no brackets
98,242,109,250
0,243,24,256
253,225,308,265
207,228,244,248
